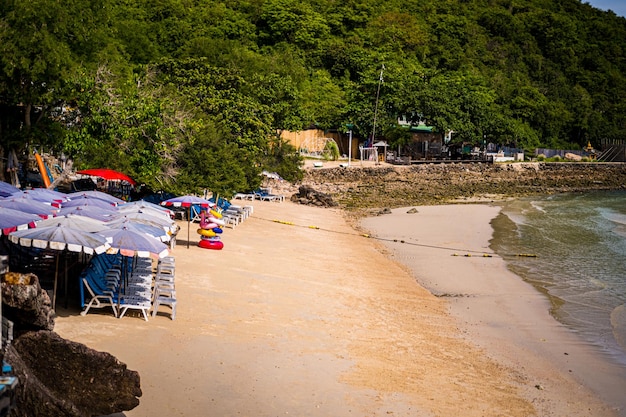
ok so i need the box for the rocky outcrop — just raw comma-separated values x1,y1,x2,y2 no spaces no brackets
2,272,55,333
290,185,337,207
297,162,626,210
1,272,141,417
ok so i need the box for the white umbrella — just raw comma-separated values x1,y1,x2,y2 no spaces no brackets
118,200,173,216
105,218,170,242
110,210,177,233
8,224,110,308
67,190,125,205
35,214,109,233
10,189,68,205
98,227,169,259
0,181,20,197
0,207,41,235
57,205,116,221
0,196,58,218
117,205,174,221
62,197,118,211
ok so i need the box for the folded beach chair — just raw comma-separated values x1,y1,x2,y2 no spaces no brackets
152,284,176,320
115,257,154,321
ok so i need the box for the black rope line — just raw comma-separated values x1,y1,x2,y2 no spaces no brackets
256,216,539,258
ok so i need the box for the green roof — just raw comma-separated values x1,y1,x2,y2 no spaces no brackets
408,125,434,133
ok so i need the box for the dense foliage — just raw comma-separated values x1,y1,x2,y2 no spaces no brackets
1,0,625,194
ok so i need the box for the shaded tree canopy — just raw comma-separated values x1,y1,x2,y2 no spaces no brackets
1,0,625,193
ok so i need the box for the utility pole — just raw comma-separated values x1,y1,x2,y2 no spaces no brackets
370,64,385,146
346,125,354,166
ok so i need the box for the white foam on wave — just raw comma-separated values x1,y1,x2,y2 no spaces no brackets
599,209,626,238
610,304,626,352
529,200,546,213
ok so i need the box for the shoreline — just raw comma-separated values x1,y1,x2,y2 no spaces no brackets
361,204,626,416
54,199,623,416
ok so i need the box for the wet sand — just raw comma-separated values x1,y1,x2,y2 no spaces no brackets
55,200,622,416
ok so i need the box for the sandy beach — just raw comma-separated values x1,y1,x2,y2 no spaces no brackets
54,199,624,417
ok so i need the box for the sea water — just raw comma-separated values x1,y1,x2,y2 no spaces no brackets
491,190,626,367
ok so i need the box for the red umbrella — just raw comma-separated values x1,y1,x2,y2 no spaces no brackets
76,168,136,185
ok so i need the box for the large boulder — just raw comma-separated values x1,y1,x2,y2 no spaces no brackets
2,272,55,332
291,185,337,207
6,331,141,417
1,272,142,417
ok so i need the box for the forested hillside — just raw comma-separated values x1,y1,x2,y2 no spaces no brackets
1,0,625,195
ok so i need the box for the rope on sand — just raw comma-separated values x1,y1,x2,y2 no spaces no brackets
265,217,518,258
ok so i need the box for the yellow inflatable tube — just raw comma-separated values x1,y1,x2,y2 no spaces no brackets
197,228,217,238
209,209,222,219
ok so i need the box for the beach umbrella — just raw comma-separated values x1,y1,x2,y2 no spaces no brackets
161,195,216,248
98,227,169,259
76,168,137,185
62,196,119,211
117,205,174,221
9,224,110,253
11,189,68,205
0,208,41,235
8,224,110,308
0,181,20,198
57,205,116,221
96,226,169,312
36,214,109,233
118,200,173,217
68,190,125,205
0,196,57,218
110,210,177,233
105,218,170,242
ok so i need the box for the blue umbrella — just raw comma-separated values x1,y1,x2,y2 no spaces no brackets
97,227,169,259
118,203,173,219
0,181,20,198
118,200,173,215
36,214,109,233
11,188,68,204
110,210,177,233
97,226,169,312
9,224,109,254
105,218,170,242
68,190,125,205
57,205,115,221
62,197,118,211
0,208,41,235
0,196,58,218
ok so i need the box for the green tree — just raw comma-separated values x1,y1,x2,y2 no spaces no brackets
64,67,191,192
0,0,117,151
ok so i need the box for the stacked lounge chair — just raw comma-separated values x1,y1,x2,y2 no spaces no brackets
80,254,171,321
116,257,153,321
152,256,176,320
